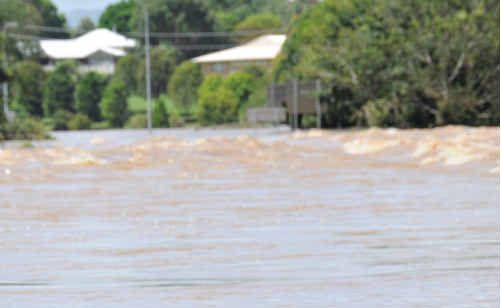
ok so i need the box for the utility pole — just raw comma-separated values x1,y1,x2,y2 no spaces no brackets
2,27,8,117
315,79,322,129
2,22,17,122
292,79,299,131
144,9,152,134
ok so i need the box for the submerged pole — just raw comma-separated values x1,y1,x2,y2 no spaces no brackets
144,9,152,134
292,79,298,131
315,79,322,129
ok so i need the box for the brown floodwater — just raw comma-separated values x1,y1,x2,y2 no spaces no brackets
0,126,499,307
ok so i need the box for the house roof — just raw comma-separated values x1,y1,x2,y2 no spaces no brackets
40,28,136,60
192,34,286,64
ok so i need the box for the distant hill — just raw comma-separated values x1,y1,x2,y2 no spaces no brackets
65,9,102,28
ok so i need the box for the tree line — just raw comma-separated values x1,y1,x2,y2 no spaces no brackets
273,0,500,128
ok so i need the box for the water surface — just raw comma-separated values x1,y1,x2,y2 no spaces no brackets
0,126,499,307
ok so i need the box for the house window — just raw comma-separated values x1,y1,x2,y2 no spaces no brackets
212,63,226,73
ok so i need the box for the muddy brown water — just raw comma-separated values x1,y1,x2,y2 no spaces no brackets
0,127,499,307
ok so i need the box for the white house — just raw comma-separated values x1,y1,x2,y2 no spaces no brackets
192,34,286,75
40,28,136,74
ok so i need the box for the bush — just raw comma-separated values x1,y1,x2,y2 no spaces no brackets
12,61,46,117
43,61,77,116
168,61,202,111
124,114,147,129
52,110,74,130
197,87,239,125
100,78,129,127
0,117,50,140
75,72,108,121
223,71,257,107
127,95,147,114
163,97,184,127
153,98,169,127
363,99,396,127
68,114,92,130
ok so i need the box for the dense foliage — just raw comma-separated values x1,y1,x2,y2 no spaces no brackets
43,61,77,116
168,61,202,111
12,60,45,117
98,0,135,33
152,98,169,127
75,72,108,121
233,13,282,41
136,45,177,97
274,0,500,127
100,78,129,127
197,86,239,125
0,117,49,140
195,71,267,125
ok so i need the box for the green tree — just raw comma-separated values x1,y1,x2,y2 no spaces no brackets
137,45,177,97
12,60,46,117
32,0,67,31
168,61,202,111
98,0,135,33
197,77,239,125
114,53,140,95
100,78,129,127
152,99,169,127
223,71,259,107
234,13,281,41
75,72,108,121
43,61,77,116
75,17,95,35
132,0,217,59
274,0,500,127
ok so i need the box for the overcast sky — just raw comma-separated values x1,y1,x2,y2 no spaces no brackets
52,0,118,13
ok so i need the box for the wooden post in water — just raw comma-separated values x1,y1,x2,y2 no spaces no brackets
315,79,322,129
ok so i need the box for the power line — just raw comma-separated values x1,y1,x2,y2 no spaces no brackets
18,23,285,38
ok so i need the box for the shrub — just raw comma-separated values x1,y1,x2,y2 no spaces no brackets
68,114,92,130
100,78,129,127
12,61,46,117
197,87,239,125
223,71,257,107
363,99,396,127
127,95,147,114
168,61,202,111
163,97,184,127
124,114,147,129
52,110,74,130
198,74,224,94
153,98,169,127
43,61,77,116
75,72,108,121
0,117,50,140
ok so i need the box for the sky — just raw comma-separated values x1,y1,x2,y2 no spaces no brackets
52,0,118,13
